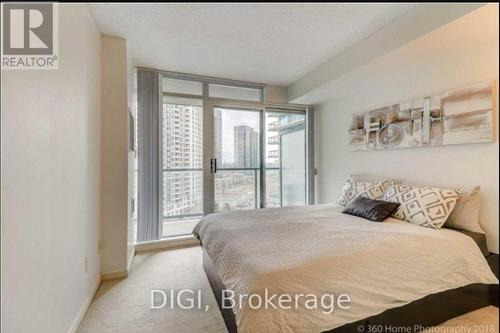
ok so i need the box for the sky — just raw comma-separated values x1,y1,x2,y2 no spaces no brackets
217,107,278,165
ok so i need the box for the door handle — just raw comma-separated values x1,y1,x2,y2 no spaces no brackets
210,158,214,173
214,158,217,173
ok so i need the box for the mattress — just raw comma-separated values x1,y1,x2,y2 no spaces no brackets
451,229,489,256
193,204,498,333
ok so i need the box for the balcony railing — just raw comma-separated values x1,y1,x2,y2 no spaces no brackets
268,121,279,130
163,168,203,221
162,166,281,217
268,114,305,132
160,167,283,237
214,167,279,211
268,136,279,144
268,150,279,158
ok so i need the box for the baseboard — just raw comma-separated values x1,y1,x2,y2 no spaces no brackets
67,254,135,332
101,270,129,281
101,249,136,282
68,275,101,333
135,235,199,253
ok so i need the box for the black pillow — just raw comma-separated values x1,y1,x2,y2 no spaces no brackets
342,196,400,222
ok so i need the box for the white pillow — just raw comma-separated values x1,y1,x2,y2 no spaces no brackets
382,183,460,229
337,178,392,207
350,174,401,184
444,186,483,233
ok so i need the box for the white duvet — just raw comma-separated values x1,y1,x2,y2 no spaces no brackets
193,204,498,333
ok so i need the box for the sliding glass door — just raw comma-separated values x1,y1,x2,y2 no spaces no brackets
212,107,262,212
206,106,308,214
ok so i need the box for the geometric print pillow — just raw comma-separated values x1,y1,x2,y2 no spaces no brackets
382,183,460,229
338,178,392,207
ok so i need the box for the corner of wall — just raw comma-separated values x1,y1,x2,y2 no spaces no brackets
265,85,288,104
100,35,131,275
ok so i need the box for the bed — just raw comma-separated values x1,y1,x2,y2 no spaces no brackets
193,204,498,333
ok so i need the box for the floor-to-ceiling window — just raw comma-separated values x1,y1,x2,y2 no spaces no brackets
136,69,314,242
161,96,203,237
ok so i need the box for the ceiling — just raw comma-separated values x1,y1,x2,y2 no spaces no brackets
293,4,498,104
89,4,413,86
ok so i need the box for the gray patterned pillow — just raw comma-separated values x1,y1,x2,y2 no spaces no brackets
382,183,460,229
337,178,392,207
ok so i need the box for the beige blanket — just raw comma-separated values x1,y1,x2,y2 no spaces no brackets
193,204,498,333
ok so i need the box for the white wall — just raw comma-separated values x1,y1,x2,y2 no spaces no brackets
316,6,499,253
100,36,132,275
1,5,102,333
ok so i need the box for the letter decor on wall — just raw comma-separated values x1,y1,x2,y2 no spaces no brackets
348,82,495,151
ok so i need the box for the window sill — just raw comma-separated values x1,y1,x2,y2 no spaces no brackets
135,235,199,253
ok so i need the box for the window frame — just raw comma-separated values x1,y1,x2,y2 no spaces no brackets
137,68,314,242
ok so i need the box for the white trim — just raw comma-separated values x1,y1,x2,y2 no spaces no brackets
127,247,136,273
101,270,129,281
135,235,199,253
68,276,101,333
137,66,265,89
265,102,310,111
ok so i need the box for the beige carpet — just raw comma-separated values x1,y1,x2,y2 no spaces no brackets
78,246,498,333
